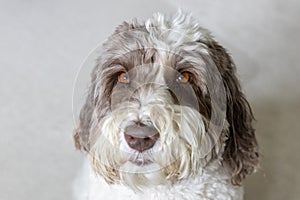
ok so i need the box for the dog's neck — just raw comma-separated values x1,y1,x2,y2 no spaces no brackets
74,156,244,200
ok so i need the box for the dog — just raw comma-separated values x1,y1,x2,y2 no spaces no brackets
73,11,259,200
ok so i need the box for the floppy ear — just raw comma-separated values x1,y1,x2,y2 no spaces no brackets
200,38,259,185
73,68,98,151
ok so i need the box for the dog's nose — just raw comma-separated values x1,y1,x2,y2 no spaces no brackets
124,124,159,152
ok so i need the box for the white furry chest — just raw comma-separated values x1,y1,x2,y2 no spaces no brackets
74,158,244,200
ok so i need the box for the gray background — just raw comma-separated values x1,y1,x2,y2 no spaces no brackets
1,0,299,199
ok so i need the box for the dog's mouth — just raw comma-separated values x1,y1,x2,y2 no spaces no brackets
129,157,153,166
128,153,154,166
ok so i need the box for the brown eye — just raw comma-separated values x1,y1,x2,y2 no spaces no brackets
118,72,130,83
177,72,190,84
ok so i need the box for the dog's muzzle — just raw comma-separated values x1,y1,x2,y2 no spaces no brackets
124,122,159,152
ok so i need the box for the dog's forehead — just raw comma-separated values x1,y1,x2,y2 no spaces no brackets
101,12,211,70
104,31,178,68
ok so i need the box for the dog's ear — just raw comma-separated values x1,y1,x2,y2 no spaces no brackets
73,69,98,151
200,38,259,185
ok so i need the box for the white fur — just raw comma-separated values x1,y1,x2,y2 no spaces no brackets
74,157,243,200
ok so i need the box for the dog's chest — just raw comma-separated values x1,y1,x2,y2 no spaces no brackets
75,159,243,200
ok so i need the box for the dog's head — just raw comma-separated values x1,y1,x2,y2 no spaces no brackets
74,12,259,189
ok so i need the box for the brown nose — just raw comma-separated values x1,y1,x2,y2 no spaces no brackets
124,124,159,152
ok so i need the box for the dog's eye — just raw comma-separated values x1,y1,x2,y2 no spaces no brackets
118,72,130,84
176,72,190,84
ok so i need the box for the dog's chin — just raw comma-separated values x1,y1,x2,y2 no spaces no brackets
123,149,158,169
129,157,153,166
119,160,169,190
121,160,161,172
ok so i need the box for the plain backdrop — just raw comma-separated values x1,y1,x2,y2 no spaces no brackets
0,0,299,200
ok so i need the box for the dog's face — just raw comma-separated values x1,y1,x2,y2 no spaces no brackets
74,12,259,189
